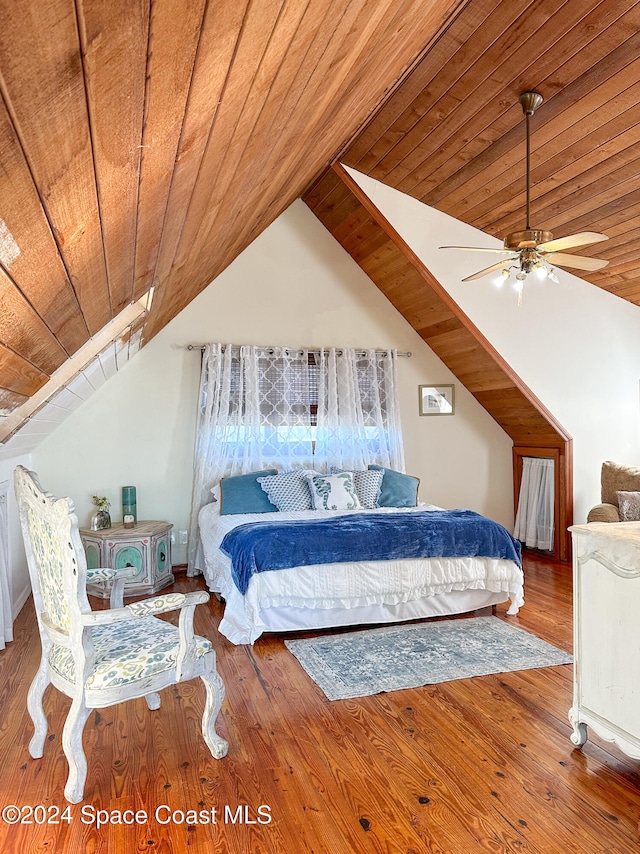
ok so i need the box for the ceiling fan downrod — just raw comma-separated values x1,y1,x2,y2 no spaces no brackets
519,90,542,234
504,91,551,250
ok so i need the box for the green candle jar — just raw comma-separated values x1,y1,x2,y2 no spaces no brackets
122,486,137,528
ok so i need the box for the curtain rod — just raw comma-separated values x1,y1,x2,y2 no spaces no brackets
186,344,411,357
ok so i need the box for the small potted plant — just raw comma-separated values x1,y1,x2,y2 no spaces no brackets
90,495,111,531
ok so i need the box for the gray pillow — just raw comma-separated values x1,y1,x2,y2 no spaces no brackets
617,491,640,521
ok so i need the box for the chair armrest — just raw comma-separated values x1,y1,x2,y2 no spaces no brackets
86,568,119,583
86,566,137,609
587,503,621,523
81,590,210,626
127,591,209,616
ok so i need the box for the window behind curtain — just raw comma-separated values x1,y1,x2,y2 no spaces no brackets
203,347,402,468
188,344,405,572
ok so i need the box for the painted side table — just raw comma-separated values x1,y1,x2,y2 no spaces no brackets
80,520,174,599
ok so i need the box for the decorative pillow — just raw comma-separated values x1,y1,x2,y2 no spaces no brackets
329,467,383,509
306,472,361,511
368,464,419,507
617,491,640,522
258,469,315,511
219,469,278,515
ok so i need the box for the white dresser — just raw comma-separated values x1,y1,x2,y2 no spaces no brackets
569,522,640,759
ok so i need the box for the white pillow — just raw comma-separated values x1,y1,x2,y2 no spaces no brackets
209,482,221,514
306,472,361,511
329,467,383,509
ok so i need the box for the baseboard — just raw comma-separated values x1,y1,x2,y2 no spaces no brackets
12,582,31,620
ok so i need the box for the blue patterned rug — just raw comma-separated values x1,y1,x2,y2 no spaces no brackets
284,616,572,700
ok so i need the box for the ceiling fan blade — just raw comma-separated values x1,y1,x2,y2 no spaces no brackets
545,252,609,271
537,231,608,253
439,245,514,254
462,259,517,281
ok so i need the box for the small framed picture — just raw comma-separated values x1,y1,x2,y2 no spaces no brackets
419,384,455,416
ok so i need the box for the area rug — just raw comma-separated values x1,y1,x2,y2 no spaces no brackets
284,616,572,700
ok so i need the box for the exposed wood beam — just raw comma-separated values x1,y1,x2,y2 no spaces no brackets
0,293,150,443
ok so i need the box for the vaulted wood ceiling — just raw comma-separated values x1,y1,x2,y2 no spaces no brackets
1,0,640,420
334,0,640,297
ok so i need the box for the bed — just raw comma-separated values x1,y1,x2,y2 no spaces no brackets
198,502,524,645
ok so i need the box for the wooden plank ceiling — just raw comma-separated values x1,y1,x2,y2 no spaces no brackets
2,0,640,418
335,0,640,300
0,0,465,415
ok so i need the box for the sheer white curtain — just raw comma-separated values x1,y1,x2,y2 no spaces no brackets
0,487,13,650
188,344,405,573
314,348,405,473
514,457,555,551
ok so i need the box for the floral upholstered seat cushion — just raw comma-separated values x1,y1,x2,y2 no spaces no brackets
49,617,212,690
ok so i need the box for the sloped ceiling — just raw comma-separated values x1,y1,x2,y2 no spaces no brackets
0,0,464,417
1,0,640,421
334,0,640,297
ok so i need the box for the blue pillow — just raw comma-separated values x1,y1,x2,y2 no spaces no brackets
220,469,279,515
368,465,419,507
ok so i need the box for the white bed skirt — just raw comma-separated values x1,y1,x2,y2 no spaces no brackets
255,588,506,633
209,554,522,644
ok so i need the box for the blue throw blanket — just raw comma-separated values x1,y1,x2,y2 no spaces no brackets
220,510,522,594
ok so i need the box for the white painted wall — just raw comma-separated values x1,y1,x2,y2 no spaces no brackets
33,200,513,564
347,167,640,523
0,454,31,619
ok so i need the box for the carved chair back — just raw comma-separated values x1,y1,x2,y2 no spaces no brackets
14,466,91,639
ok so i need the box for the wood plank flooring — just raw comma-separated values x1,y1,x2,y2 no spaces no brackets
0,554,639,853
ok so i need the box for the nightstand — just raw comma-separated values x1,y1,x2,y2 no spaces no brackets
80,521,174,599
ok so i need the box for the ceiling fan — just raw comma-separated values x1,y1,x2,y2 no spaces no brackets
440,91,609,304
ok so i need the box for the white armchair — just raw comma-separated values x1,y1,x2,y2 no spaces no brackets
14,466,228,804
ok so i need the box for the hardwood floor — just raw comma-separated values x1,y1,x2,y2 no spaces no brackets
1,554,639,853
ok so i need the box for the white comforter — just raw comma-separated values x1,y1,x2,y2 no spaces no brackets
198,503,524,644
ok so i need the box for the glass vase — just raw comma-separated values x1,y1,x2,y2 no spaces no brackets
122,486,137,528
